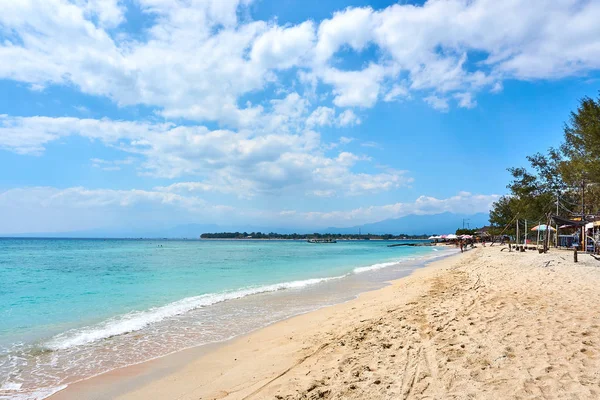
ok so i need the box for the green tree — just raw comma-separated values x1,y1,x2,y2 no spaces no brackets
489,196,518,235
561,93,600,185
489,92,600,229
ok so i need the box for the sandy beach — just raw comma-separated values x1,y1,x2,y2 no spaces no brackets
53,245,600,399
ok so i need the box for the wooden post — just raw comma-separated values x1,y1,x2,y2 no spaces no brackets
556,194,559,247
574,248,578,263
544,215,551,253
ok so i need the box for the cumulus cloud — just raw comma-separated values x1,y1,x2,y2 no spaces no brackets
306,106,335,127
250,21,316,69
0,115,409,197
321,64,386,108
1,0,599,118
337,110,361,127
300,192,500,225
83,0,126,28
314,6,374,64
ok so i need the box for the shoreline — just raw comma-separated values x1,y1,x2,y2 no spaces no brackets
50,250,462,400
54,245,600,399
2,243,454,400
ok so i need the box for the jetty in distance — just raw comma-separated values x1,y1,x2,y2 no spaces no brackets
307,238,337,243
387,242,434,247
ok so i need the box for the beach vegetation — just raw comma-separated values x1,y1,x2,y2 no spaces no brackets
489,92,600,234
455,228,479,236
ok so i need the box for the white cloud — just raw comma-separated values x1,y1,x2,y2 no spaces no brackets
300,192,500,225
491,82,503,93
83,0,126,28
313,0,600,110
306,108,361,128
337,109,361,127
91,157,135,171
0,115,410,197
423,95,449,112
321,64,386,108
0,185,229,234
306,106,335,127
1,0,600,234
1,0,599,119
265,92,310,131
0,187,497,233
73,105,90,114
250,21,315,70
361,141,380,148
383,84,410,102
314,6,374,64
454,92,477,109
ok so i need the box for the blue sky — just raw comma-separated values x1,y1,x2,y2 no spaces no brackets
1,0,600,234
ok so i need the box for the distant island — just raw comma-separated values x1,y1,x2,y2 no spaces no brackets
200,232,433,240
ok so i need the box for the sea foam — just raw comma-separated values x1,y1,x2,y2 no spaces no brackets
352,257,420,274
44,276,344,351
45,251,448,351
352,261,399,274
0,383,66,400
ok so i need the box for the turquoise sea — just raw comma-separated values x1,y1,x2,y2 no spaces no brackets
0,238,456,399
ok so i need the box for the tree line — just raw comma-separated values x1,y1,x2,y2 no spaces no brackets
489,92,600,235
200,232,433,240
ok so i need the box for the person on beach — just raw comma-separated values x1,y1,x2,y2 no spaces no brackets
460,241,464,253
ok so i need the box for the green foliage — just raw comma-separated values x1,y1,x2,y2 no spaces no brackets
489,91,600,228
561,94,600,185
455,228,478,235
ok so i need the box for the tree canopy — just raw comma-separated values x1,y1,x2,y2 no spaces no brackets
489,92,600,233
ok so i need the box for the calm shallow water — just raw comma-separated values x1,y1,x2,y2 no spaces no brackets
0,238,456,399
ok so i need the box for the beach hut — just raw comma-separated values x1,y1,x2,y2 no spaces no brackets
476,226,492,239
584,221,600,253
551,215,587,249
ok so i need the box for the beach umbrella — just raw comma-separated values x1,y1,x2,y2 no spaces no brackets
461,234,473,239
446,234,458,239
531,224,556,232
428,236,436,240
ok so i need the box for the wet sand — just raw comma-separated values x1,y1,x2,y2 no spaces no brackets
53,246,600,399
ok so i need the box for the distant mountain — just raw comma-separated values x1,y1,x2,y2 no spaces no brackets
1,212,489,238
324,212,490,235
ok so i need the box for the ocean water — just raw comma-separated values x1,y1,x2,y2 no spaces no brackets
0,238,456,399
